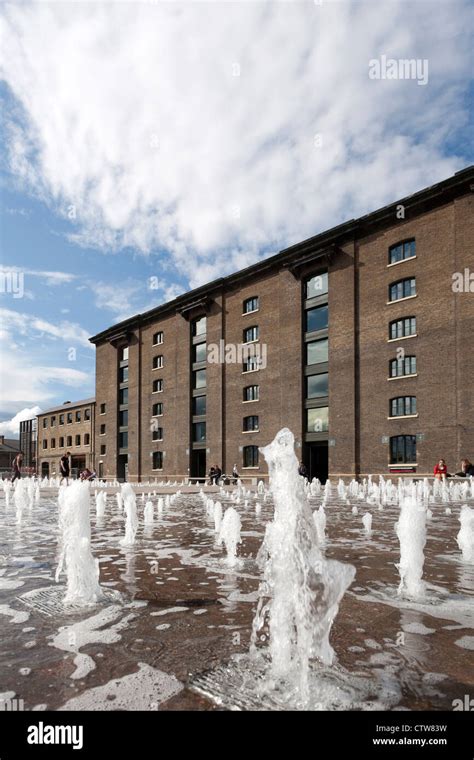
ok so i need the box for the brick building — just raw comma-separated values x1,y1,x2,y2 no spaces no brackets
90,167,474,482
19,417,37,473
37,399,95,478
0,436,20,475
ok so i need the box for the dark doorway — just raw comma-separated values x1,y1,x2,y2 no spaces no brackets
305,442,328,483
41,462,49,478
191,449,206,480
117,454,128,482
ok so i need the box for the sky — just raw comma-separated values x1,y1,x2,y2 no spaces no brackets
0,0,472,436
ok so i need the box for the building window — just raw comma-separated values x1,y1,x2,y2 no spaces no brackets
153,331,163,346
75,434,81,446
75,411,81,422
119,388,128,405
121,346,129,361
307,373,329,399
42,439,47,449
306,272,328,299
389,239,416,265
152,451,163,470
152,427,163,441
119,366,129,383
51,438,56,448
192,342,207,364
390,435,416,463
390,397,417,417
66,436,72,447
43,418,47,428
84,408,91,421
84,433,90,445
307,406,329,433
67,412,73,424
193,395,206,415
59,414,64,425
59,437,64,448
243,356,259,373
307,338,328,365
193,369,206,389
100,444,106,455
390,356,417,377
100,403,106,415
243,385,259,402
192,421,206,442
119,432,128,449
51,415,56,426
243,296,259,314
192,316,207,336
152,403,163,417
389,317,416,340
243,445,259,467
243,415,259,432
153,355,163,370
389,278,416,302
100,424,106,435
119,410,128,427
152,378,163,393
243,325,259,343
306,304,328,333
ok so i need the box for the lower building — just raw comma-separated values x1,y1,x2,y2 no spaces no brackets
19,418,37,473
36,399,95,478
0,436,20,476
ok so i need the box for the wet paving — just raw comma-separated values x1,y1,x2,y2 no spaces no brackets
0,486,473,711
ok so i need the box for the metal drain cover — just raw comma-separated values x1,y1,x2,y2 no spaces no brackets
17,585,92,616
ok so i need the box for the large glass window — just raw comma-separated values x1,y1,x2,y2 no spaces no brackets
307,338,328,365
243,325,259,343
390,356,417,377
193,342,207,364
193,395,206,415
390,397,417,417
193,369,206,389
243,385,259,402
243,445,259,467
389,239,416,265
243,415,259,432
243,296,259,313
389,317,416,340
307,373,328,399
389,278,416,302
307,406,329,433
306,305,328,333
192,316,207,336
306,272,328,299
119,388,128,405
152,451,163,470
119,431,128,449
119,410,128,427
121,346,129,361
192,422,206,442
390,435,416,463
119,366,128,383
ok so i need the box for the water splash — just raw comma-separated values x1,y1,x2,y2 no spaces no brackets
55,481,105,606
457,505,474,562
120,484,138,547
250,428,355,704
395,496,427,598
218,508,241,566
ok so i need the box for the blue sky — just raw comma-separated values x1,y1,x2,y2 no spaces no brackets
0,0,472,435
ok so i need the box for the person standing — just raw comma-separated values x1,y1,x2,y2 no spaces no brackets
232,464,239,485
298,461,308,478
60,451,71,485
214,464,222,486
433,458,448,480
11,451,23,483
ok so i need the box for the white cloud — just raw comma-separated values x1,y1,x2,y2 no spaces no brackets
0,264,77,286
0,1,471,288
0,405,42,437
0,307,94,349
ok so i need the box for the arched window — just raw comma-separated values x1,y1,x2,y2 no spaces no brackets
390,397,417,417
389,278,416,302
389,239,416,265
389,356,417,377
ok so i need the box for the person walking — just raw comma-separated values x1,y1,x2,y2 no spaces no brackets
60,451,71,485
232,464,239,485
11,451,23,483
214,464,222,486
433,458,448,480
208,465,215,486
